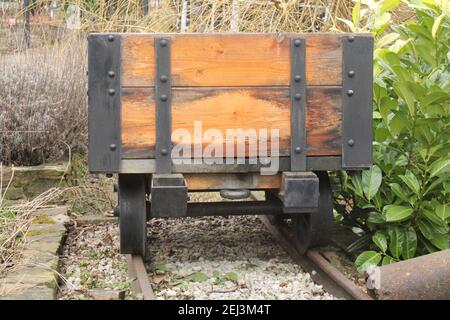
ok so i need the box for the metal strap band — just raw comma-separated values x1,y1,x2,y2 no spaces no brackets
155,37,172,174
342,35,373,169
88,34,121,173
290,38,307,172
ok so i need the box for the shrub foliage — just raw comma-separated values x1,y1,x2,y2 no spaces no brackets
333,0,449,272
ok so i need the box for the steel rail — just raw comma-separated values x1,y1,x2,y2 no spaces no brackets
126,254,156,300
258,215,373,300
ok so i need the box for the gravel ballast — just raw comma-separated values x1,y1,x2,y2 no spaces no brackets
59,214,336,300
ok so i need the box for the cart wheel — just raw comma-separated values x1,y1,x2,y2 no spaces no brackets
118,174,147,258
292,171,334,254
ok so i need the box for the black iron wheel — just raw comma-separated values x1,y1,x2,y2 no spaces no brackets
118,174,147,258
292,171,334,254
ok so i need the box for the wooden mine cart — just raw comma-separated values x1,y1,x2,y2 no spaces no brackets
88,33,373,257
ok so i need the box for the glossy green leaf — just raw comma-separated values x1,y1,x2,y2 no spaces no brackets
430,158,450,177
367,212,386,224
372,231,388,253
436,204,450,220
402,228,417,259
429,234,449,250
382,255,395,266
393,82,415,116
383,205,414,222
417,218,435,240
399,170,420,195
355,251,382,273
432,14,445,38
389,183,410,202
380,0,401,13
362,165,382,201
388,227,405,259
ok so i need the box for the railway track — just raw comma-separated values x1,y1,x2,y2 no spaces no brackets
126,212,372,300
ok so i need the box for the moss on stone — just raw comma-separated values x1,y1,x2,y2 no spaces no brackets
25,228,60,237
31,215,55,225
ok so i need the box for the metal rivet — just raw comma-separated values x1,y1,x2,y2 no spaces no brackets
160,75,168,82
294,93,302,100
161,148,168,155
347,90,354,96
108,71,115,78
295,147,302,154
108,35,114,42
108,89,115,95
160,39,168,47
109,144,117,151
348,139,355,147
160,94,168,101
294,75,301,82
294,39,301,47
348,70,355,77
348,36,355,42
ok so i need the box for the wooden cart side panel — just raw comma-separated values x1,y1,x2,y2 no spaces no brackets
121,86,341,159
121,34,342,87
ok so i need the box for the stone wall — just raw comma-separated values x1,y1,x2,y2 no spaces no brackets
1,162,72,201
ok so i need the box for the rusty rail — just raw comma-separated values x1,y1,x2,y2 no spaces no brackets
126,255,156,300
259,215,373,300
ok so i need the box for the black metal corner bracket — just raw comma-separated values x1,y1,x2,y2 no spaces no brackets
290,38,307,172
88,34,121,173
155,37,172,174
342,35,373,169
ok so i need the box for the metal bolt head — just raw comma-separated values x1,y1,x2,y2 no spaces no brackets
348,35,355,42
160,94,168,101
295,146,302,154
294,93,302,100
294,75,301,82
160,39,168,47
348,139,355,147
160,75,168,82
109,143,117,151
108,71,115,78
161,148,168,155
108,88,115,95
347,89,354,96
294,39,301,47
108,35,114,42
348,70,355,77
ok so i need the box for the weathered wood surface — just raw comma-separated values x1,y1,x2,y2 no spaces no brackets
121,33,342,87
184,173,281,190
121,87,342,159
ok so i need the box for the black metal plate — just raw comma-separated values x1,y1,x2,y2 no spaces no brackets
290,38,307,172
155,38,172,174
342,35,373,169
88,34,121,173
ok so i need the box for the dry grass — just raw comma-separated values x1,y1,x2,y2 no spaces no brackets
54,0,354,33
0,32,87,166
0,170,64,277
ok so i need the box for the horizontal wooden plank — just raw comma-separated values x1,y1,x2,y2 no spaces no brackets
121,33,343,87
119,157,344,174
121,87,342,158
184,173,281,190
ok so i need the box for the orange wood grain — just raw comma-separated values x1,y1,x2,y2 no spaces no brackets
184,173,281,190
121,87,341,159
121,33,343,87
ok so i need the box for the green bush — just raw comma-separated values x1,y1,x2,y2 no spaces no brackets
333,0,449,272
